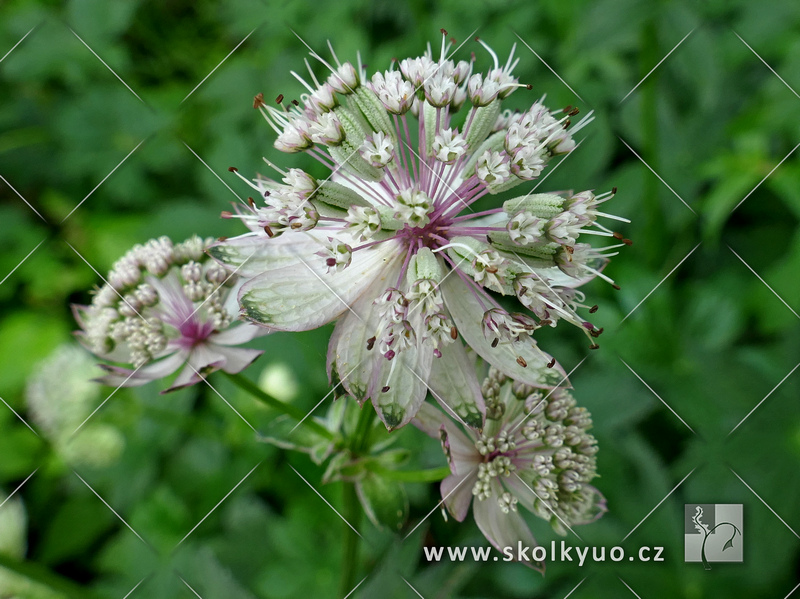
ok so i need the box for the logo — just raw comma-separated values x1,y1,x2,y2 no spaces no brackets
684,504,743,569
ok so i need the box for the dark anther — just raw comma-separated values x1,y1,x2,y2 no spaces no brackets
228,166,238,172
563,119,571,128
217,236,228,242
613,231,624,240
611,283,621,290
486,265,498,274
526,84,533,90
516,356,528,368
475,36,481,42
366,336,376,350
292,99,299,106
622,238,633,246
247,197,256,207
565,245,574,254
563,105,573,114
539,319,552,327
450,326,458,340
264,225,274,237
326,258,337,267
612,186,618,194
589,305,598,313
547,358,556,368
275,93,284,104
382,386,390,393
491,338,499,348
589,343,600,350
253,93,265,109
569,107,580,116
440,28,448,35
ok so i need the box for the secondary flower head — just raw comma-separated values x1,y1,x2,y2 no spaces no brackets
26,344,124,467
73,235,266,392
212,33,627,430
415,367,606,570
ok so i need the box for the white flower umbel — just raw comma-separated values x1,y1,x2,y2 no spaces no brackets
26,344,124,467
414,367,606,571
212,33,627,430
73,236,266,392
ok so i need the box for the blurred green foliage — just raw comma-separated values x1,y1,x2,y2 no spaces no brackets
1,0,799,597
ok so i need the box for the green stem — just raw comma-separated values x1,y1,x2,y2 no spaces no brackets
222,372,334,440
336,404,375,595
366,464,452,483
339,480,362,596
352,403,376,453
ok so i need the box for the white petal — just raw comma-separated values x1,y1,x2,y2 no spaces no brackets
370,340,433,430
211,344,264,374
95,351,187,387
238,241,400,332
208,231,329,278
473,480,544,571
164,344,227,392
441,472,476,522
439,420,480,476
429,341,485,430
441,274,568,389
411,401,450,438
327,262,402,403
210,323,269,345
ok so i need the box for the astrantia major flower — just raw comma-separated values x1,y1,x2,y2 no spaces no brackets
73,235,266,392
212,33,627,430
414,367,606,571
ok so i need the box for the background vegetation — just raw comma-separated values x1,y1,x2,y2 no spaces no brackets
1,0,799,597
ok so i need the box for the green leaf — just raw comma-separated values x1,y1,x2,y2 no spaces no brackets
355,472,409,532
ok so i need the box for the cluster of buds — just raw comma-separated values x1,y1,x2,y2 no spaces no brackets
74,236,265,392
415,366,605,569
